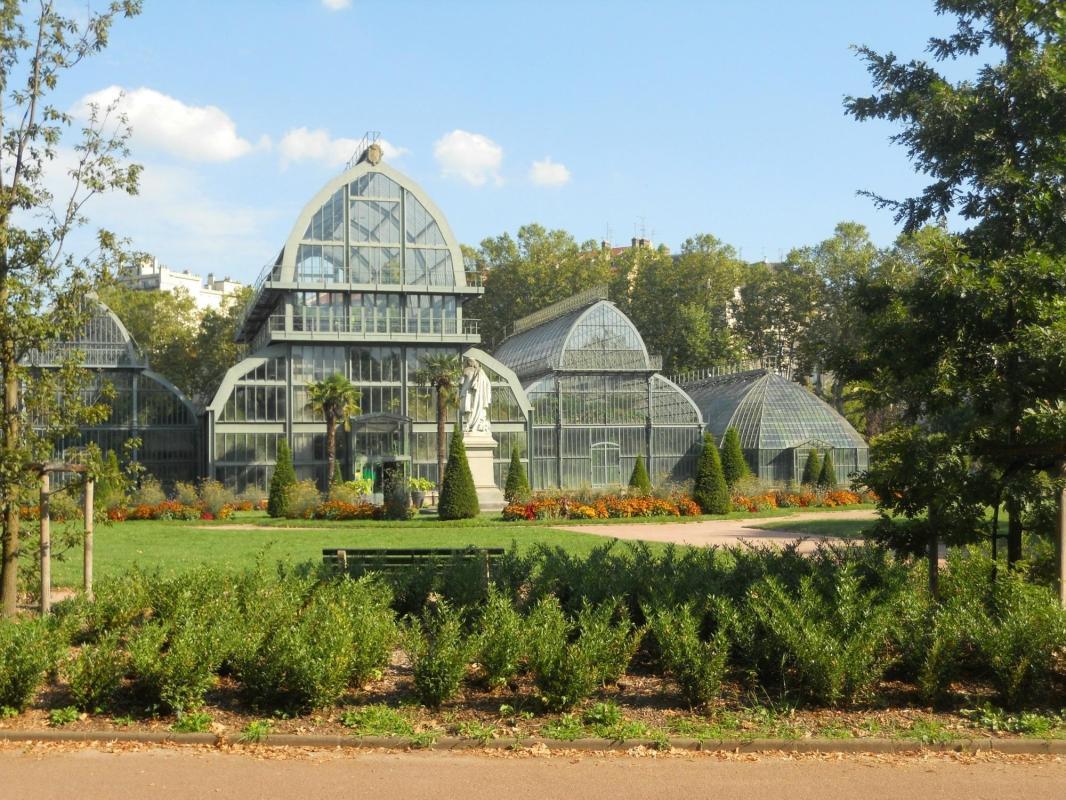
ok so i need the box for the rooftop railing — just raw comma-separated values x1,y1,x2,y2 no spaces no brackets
262,311,480,340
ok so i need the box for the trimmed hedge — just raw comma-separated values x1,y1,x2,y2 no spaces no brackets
438,432,479,520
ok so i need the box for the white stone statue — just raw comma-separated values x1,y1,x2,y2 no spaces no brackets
460,357,492,435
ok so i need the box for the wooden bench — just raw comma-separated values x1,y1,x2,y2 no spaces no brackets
322,547,506,585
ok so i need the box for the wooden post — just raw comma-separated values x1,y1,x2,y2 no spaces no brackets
40,471,51,615
1057,468,1066,609
84,477,94,601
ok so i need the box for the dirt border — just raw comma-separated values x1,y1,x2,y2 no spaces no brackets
2,729,1064,754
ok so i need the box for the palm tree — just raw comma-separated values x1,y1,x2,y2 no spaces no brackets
412,352,462,491
305,373,361,486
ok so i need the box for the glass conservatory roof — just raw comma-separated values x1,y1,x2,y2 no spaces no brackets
685,370,867,451
493,300,651,381
25,299,144,369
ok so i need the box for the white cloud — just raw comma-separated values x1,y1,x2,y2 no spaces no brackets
40,148,280,283
278,127,407,168
529,157,571,187
433,130,503,186
71,86,264,163
322,0,351,9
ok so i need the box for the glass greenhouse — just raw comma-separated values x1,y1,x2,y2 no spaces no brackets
493,291,704,488
681,368,869,484
207,145,529,490
26,300,201,484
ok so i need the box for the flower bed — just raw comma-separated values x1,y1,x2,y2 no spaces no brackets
730,488,867,513
503,493,702,521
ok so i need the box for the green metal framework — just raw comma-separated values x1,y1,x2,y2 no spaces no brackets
683,369,869,483
208,149,513,491
27,300,201,485
494,299,703,489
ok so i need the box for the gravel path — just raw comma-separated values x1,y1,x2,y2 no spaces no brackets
0,746,1062,800
553,509,878,550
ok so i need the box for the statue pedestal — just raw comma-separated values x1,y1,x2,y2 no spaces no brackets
463,431,506,511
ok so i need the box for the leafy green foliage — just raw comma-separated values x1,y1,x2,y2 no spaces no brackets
719,428,749,489
818,451,837,489
305,373,361,487
649,601,733,708
801,450,821,486
406,602,471,708
504,446,531,503
65,634,126,713
438,432,479,520
267,440,296,518
748,565,897,706
128,614,230,714
693,434,729,514
0,618,55,710
475,587,525,689
340,704,414,737
171,711,213,733
48,706,79,727
411,352,462,490
574,600,642,687
628,454,652,494
234,578,395,712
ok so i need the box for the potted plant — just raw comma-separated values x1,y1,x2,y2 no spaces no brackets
408,476,435,509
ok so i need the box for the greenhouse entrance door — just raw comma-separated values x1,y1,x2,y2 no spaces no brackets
591,442,621,487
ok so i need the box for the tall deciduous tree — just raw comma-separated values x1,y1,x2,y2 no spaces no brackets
845,0,1066,566
412,352,462,492
305,374,360,488
466,225,612,347
1,0,142,617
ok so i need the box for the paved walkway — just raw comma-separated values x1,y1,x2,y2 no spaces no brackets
553,509,878,551
0,747,1062,800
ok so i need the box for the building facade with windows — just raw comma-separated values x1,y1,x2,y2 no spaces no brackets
27,299,201,484
492,290,705,489
206,145,532,491
681,368,869,484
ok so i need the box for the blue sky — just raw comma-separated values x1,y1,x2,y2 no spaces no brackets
52,0,965,283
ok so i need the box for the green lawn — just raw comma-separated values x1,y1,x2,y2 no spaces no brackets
747,517,876,539
35,504,878,588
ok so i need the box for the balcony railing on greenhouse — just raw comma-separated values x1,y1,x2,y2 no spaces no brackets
264,312,480,339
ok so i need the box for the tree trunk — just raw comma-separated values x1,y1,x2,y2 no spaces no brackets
1,346,20,618
325,412,336,490
436,388,446,492
1006,493,1023,568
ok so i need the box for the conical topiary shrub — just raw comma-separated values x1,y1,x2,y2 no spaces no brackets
693,433,730,514
503,445,530,504
719,427,749,488
268,439,296,517
438,432,479,520
801,449,822,486
628,454,652,494
818,450,837,489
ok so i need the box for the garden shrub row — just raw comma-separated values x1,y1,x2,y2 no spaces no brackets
1,546,1064,717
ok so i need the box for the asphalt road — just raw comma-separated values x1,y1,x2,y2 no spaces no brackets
1,746,1063,800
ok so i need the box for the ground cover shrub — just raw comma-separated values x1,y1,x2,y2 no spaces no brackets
65,634,127,712
475,587,526,689
281,480,321,519
131,477,166,507
268,439,296,517
172,711,213,733
628,455,652,494
720,427,749,489
747,564,898,706
198,479,236,516
525,596,636,710
406,602,471,707
234,576,395,712
504,446,531,504
0,618,55,711
340,704,414,736
128,619,224,713
966,568,1066,708
649,601,734,707
438,432,479,520
575,600,642,686
693,434,730,514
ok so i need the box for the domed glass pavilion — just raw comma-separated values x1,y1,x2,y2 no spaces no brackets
208,144,528,490
493,289,704,488
682,368,868,484
26,299,201,485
